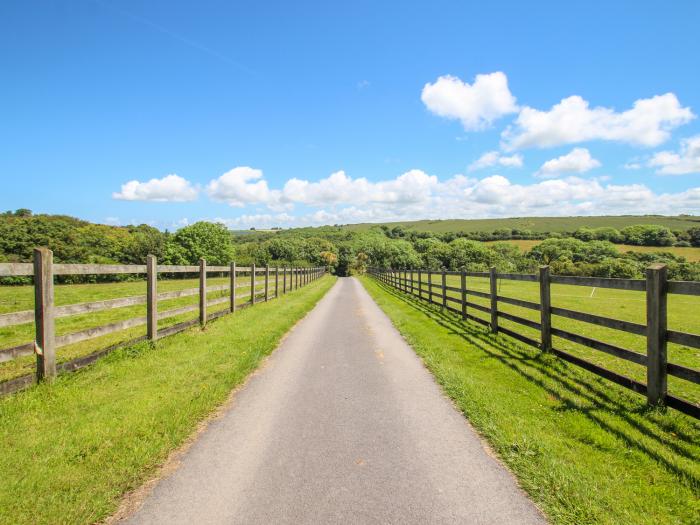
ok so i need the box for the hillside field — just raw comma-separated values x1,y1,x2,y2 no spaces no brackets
484,239,700,261
340,215,700,234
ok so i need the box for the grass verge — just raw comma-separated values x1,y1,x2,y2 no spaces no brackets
359,276,699,525
0,275,335,525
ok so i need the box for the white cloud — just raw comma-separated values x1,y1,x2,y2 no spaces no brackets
282,169,438,206
502,93,694,150
649,135,700,175
207,167,282,208
624,162,642,170
201,170,700,229
421,72,518,130
536,148,601,178
468,151,523,171
113,174,198,202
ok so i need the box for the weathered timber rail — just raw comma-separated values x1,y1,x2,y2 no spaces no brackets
0,248,325,395
368,265,700,419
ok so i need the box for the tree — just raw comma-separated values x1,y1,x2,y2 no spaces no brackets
336,245,355,276
688,227,700,247
172,222,235,264
319,250,338,267
448,238,496,270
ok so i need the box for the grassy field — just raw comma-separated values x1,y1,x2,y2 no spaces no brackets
0,274,335,525
397,272,700,405
484,239,700,261
341,215,700,234
360,276,700,525
0,272,299,382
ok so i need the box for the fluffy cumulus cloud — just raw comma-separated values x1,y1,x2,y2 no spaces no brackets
649,135,700,175
113,174,198,202
207,167,281,208
198,168,700,229
468,151,523,171
502,93,694,150
421,72,518,130
536,148,601,178
207,167,439,210
283,169,438,206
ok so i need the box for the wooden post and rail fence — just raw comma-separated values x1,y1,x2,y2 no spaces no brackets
0,248,325,395
368,265,700,419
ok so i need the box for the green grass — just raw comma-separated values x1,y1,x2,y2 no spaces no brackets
484,239,700,261
360,276,700,525
0,274,335,524
404,273,700,405
0,273,298,382
341,215,700,234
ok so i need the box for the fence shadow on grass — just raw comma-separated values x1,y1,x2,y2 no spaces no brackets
372,280,700,489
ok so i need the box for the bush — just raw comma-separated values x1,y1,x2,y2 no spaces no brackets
621,224,676,246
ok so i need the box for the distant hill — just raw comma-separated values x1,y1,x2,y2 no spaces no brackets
339,215,700,234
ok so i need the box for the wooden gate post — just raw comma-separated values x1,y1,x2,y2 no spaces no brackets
199,258,207,326
275,267,279,298
489,266,499,333
251,264,256,304
230,262,236,312
33,247,56,382
646,263,668,406
146,255,157,340
460,269,467,321
283,266,287,294
265,265,270,301
418,269,422,300
539,266,552,352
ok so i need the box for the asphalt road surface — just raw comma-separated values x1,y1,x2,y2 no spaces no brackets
125,277,546,524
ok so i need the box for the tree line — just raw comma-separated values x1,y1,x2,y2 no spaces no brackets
1,210,699,283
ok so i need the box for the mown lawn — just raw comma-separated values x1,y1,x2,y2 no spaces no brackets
360,276,699,525
0,272,297,382
0,275,335,525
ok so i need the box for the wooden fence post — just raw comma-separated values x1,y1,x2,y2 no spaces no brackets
230,262,236,312
539,266,552,352
489,266,498,333
646,263,668,406
265,265,270,301
33,247,56,382
199,258,207,326
418,269,422,300
460,269,467,320
275,267,279,298
441,269,447,309
147,254,157,340
251,264,256,304
427,271,433,304
283,266,287,294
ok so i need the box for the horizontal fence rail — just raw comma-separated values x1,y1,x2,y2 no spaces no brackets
0,248,326,395
369,265,700,420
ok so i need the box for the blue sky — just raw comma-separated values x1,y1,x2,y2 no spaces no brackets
2,0,699,229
